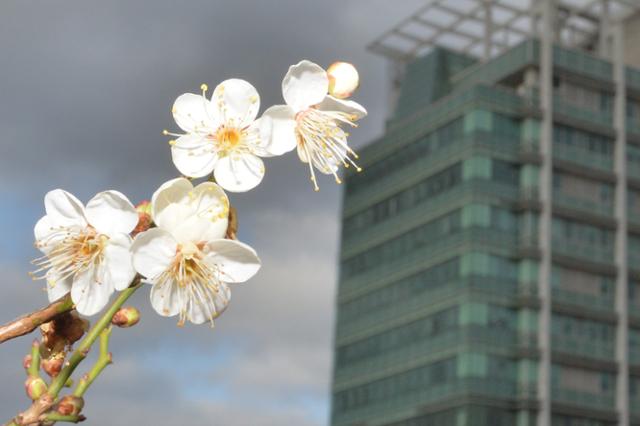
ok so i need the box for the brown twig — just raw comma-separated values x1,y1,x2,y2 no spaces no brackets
0,295,74,345
225,206,238,240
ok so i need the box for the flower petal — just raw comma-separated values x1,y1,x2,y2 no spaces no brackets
155,203,199,237
214,153,265,193
212,79,260,127
71,266,114,316
171,215,225,244
34,215,65,254
131,228,178,282
44,189,87,229
316,95,368,120
204,239,261,283
85,191,138,236
45,271,72,303
103,233,136,291
282,60,329,112
259,105,298,156
34,216,53,242
152,177,193,224
189,182,229,238
171,134,218,178
186,282,231,324
150,279,183,318
172,93,217,133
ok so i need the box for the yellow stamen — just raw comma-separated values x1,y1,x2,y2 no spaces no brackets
295,107,361,190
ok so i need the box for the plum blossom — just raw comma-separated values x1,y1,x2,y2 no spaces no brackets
166,79,281,192
131,178,260,326
32,190,138,316
260,60,367,191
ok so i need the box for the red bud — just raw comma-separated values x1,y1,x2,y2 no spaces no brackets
57,395,84,416
42,354,64,377
23,354,32,370
111,306,140,328
24,376,47,400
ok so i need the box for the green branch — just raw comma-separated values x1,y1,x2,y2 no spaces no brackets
27,340,41,378
72,327,112,397
47,279,141,398
6,278,142,425
43,412,85,423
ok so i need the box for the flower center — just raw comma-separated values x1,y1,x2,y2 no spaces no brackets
170,242,211,288
153,241,225,326
214,126,242,153
179,241,200,259
32,227,108,283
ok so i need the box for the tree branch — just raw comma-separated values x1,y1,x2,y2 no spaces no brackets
0,295,74,345
48,280,140,397
6,278,142,426
72,327,112,397
27,340,42,378
43,413,85,423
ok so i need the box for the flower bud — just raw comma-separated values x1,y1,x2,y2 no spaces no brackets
23,354,32,370
327,61,360,99
133,201,153,236
136,200,152,216
111,306,140,328
42,354,64,377
57,395,84,416
24,376,47,400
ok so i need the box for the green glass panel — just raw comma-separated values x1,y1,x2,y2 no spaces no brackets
457,353,487,377
518,309,538,333
462,204,490,227
521,118,540,141
518,260,538,283
464,109,492,133
463,157,492,180
459,302,489,326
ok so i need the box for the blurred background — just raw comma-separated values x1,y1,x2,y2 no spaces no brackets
5,1,640,426
0,0,423,424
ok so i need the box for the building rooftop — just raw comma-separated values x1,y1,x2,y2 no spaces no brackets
369,0,640,62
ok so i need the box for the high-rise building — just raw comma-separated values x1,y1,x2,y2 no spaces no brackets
330,1,640,426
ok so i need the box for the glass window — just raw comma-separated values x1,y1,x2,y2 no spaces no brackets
333,357,458,413
336,307,459,366
553,124,613,157
341,210,463,278
551,217,614,250
346,117,464,195
553,172,613,207
338,258,460,322
492,160,519,185
343,163,463,237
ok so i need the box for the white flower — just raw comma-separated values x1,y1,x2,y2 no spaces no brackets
166,79,280,192
32,190,138,316
260,60,367,191
131,178,260,326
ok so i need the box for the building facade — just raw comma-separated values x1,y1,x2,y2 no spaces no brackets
331,2,640,426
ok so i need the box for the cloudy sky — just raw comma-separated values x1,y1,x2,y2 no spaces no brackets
0,1,426,424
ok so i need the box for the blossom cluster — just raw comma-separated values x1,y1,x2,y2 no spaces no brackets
31,60,366,326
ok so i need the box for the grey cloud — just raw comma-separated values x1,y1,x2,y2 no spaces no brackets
0,0,426,424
